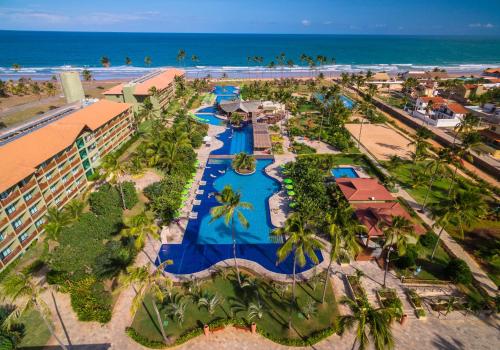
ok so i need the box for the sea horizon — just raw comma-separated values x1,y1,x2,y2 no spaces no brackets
1,30,499,80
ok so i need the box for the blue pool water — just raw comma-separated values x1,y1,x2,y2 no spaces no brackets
331,167,359,178
198,106,218,114
196,159,279,244
314,93,354,109
216,94,239,104
211,124,253,155
194,113,224,126
213,85,239,95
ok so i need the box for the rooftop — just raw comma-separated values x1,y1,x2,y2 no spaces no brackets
335,178,395,202
103,68,185,96
446,102,468,114
219,100,262,114
353,202,426,237
0,100,131,193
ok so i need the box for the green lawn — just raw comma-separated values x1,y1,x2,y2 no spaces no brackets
131,271,338,343
18,309,51,349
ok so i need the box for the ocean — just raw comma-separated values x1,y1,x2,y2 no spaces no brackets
1,31,499,80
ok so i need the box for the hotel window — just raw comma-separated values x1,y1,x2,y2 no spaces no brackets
19,232,29,242
6,204,16,215
29,205,38,215
62,175,68,184
23,192,33,202
50,185,57,193
46,172,53,180
0,231,4,242
1,247,12,259
75,178,81,186
35,218,45,228
65,188,72,194
91,155,99,163
58,163,65,170
54,196,61,205
0,190,11,200
12,218,22,229
72,167,79,175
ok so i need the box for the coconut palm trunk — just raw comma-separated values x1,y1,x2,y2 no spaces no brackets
118,182,126,209
232,217,242,286
36,300,69,350
421,169,438,211
322,258,333,303
152,300,169,344
383,247,392,287
431,226,445,260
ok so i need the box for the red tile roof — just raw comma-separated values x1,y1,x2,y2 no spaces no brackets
419,96,445,103
446,103,468,114
353,202,426,237
335,178,395,202
103,83,126,95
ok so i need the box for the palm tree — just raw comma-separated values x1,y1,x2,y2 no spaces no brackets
139,97,158,122
1,272,69,350
65,199,85,221
100,56,110,67
447,132,481,195
232,152,256,173
339,296,396,350
408,127,432,165
321,207,362,303
44,206,71,241
380,216,416,287
210,185,253,286
125,57,132,66
121,211,160,250
44,82,57,97
100,153,127,208
453,114,479,145
272,214,324,301
11,63,21,71
430,188,487,259
82,69,92,82
197,293,223,315
144,56,152,67
176,49,186,67
421,148,452,211
119,261,173,345
247,301,264,320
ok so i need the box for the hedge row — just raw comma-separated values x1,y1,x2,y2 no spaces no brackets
126,318,338,349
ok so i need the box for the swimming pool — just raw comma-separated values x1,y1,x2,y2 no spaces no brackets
197,106,218,114
213,85,239,95
216,95,239,104
314,93,354,109
331,167,359,178
195,159,279,244
211,124,253,155
194,113,224,126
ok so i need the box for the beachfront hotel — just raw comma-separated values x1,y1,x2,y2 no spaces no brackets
0,100,134,270
103,68,185,116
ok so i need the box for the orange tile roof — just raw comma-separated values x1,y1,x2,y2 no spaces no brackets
484,68,500,74
103,83,126,95
133,69,185,95
335,178,395,202
446,103,468,114
0,100,131,193
353,202,426,237
420,96,445,103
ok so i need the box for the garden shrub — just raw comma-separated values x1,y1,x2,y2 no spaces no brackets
69,277,112,323
89,184,122,216
93,240,136,279
419,232,438,249
445,258,473,284
144,174,186,223
395,244,418,269
121,181,138,209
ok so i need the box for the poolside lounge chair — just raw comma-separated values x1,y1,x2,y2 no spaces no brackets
210,174,217,178
189,212,198,219
199,180,207,186
218,170,226,174
195,189,204,195
193,199,201,206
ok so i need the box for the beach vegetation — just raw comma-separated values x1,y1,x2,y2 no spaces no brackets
232,152,256,173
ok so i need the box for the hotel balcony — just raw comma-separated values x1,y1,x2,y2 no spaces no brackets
0,216,8,229
1,245,22,267
19,178,37,195
25,191,42,207
0,232,16,250
14,218,32,235
0,189,21,207
7,203,27,220
21,231,39,248
30,206,47,221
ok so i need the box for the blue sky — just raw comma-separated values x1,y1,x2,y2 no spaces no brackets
0,0,499,35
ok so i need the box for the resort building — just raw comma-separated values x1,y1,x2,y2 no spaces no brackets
483,68,500,78
335,178,424,259
103,68,185,117
480,125,500,159
401,70,449,81
412,97,467,127
218,100,262,118
0,100,134,271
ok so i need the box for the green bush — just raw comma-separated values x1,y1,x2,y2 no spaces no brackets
144,175,186,223
396,245,418,269
419,232,438,249
126,327,165,348
69,277,112,323
445,258,473,284
89,184,122,216
121,181,138,209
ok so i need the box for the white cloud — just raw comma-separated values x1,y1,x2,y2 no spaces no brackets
0,8,69,23
323,20,333,25
78,12,158,25
469,23,495,28
301,19,311,26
